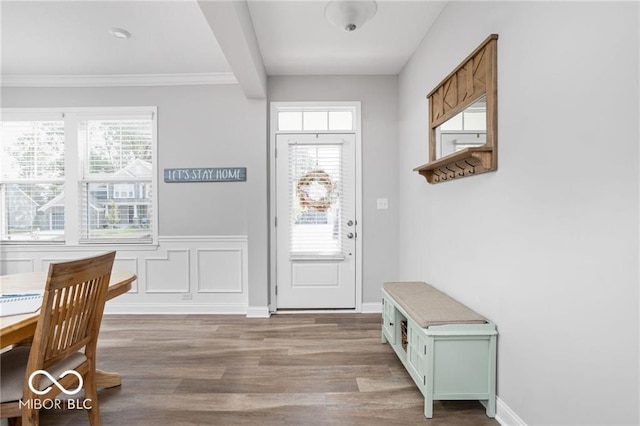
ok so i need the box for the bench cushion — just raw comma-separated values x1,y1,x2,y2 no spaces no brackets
383,281,486,328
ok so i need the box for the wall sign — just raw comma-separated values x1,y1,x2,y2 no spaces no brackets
164,167,246,183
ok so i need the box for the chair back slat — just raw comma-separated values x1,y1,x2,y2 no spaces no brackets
30,252,115,370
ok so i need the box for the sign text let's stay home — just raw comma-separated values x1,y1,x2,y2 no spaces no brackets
164,167,246,183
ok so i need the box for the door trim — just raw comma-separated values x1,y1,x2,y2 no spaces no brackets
268,101,363,313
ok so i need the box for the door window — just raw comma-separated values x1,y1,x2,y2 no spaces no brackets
288,143,342,255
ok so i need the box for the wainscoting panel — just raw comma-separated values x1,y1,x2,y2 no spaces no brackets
0,258,33,275
145,249,191,293
0,236,249,314
196,248,245,293
113,257,139,293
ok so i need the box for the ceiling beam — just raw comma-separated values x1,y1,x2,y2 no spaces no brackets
198,0,266,99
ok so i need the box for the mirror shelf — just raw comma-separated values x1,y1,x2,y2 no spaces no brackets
415,34,498,184
414,146,492,183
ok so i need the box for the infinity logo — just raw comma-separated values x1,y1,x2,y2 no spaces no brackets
28,370,83,396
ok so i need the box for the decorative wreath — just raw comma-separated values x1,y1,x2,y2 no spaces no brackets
296,169,334,212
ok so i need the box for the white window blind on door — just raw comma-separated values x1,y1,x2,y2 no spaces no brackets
79,117,153,242
288,142,343,256
0,119,65,242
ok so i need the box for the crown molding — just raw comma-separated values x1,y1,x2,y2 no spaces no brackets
1,73,238,88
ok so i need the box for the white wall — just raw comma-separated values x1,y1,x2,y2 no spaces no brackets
268,75,399,305
398,2,639,425
1,84,269,311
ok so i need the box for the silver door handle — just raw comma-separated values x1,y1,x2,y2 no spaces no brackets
347,220,354,226
347,233,354,239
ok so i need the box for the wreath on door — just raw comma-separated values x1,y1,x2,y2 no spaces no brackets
297,169,335,212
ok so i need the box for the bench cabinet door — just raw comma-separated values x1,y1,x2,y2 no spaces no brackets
406,321,428,387
382,297,396,344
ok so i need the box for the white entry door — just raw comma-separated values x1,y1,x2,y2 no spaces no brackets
276,133,356,309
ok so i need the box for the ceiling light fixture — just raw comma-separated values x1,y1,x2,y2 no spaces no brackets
324,0,377,32
108,27,131,39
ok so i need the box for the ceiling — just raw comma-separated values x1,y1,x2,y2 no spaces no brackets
1,1,231,76
248,1,446,75
1,0,446,78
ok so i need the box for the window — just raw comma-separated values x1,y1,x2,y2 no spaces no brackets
80,116,154,242
288,143,343,255
0,118,65,241
277,108,354,132
0,108,157,245
113,184,135,199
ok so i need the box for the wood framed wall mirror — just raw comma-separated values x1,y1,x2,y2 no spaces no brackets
415,34,498,183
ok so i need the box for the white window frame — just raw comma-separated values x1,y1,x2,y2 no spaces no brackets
275,106,357,133
0,107,158,246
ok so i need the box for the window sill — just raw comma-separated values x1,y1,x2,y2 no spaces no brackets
0,242,159,252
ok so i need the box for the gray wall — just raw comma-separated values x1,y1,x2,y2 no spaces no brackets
398,2,639,424
268,75,399,304
2,84,269,307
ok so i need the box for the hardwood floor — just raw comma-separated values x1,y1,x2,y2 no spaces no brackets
40,314,498,425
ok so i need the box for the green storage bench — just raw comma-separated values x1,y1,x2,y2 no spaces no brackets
381,281,497,418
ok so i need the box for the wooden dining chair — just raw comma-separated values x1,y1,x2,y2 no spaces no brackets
0,251,116,426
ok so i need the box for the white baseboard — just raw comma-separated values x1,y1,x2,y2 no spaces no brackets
246,306,271,318
361,302,382,313
496,397,527,426
104,304,248,315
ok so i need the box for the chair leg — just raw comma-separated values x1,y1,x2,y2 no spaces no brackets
84,371,102,426
8,417,23,426
21,407,38,426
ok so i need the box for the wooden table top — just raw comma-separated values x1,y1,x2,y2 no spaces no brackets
0,270,136,348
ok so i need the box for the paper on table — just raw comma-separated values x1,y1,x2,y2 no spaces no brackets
0,292,44,317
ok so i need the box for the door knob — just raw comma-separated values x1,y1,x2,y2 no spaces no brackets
347,233,354,239
347,220,354,226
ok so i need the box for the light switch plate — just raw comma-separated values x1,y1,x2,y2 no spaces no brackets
377,198,388,209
